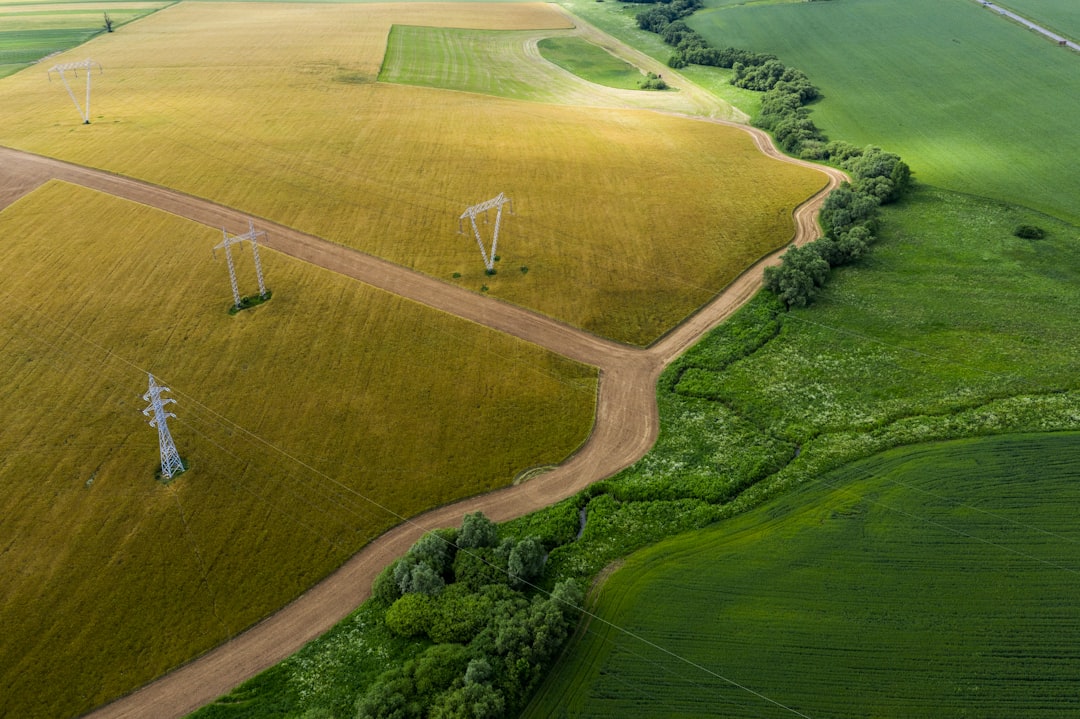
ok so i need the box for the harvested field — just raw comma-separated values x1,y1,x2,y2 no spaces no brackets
0,1,824,345
0,180,595,719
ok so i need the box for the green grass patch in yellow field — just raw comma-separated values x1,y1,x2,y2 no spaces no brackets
0,2,824,345
0,181,596,719
535,35,658,91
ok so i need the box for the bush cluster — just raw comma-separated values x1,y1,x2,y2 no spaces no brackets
765,146,910,307
1014,224,1045,239
639,71,668,90
628,0,823,154
359,512,583,718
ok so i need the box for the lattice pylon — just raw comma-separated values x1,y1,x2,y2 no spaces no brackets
214,220,270,309
47,58,101,124
142,373,185,479
459,193,513,272
247,220,268,298
215,228,243,308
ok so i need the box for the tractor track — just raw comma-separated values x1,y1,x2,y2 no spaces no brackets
0,41,846,719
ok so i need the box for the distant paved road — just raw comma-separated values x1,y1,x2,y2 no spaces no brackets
977,0,1080,51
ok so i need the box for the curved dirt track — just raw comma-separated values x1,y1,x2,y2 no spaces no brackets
0,30,846,714
1,123,845,719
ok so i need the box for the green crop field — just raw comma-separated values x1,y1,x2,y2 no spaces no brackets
0,182,595,719
0,1,168,78
526,432,1080,718
536,36,650,90
690,0,1080,224
0,1,823,345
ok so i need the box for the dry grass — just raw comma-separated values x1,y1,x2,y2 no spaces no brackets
0,1,825,345
0,181,596,719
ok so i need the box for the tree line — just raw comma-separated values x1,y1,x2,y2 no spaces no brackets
624,0,911,307
356,512,583,719
765,144,910,307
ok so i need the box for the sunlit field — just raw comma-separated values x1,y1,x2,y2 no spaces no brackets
0,182,595,719
0,1,825,345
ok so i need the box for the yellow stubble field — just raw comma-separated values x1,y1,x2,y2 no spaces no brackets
0,1,826,346
0,181,595,718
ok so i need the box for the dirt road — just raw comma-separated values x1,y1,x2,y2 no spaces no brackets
0,50,845,719
1,128,844,719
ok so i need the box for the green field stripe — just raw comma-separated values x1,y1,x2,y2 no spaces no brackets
530,433,1080,717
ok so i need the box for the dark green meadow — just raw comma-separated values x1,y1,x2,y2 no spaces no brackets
515,180,1080,591
688,0,1080,224
525,432,1080,718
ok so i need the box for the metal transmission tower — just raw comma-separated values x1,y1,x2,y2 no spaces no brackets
47,58,102,124
142,373,185,479
459,193,513,273
214,220,269,310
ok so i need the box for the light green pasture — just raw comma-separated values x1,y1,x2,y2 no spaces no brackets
537,35,647,90
527,432,1080,718
691,0,1080,223
0,1,168,77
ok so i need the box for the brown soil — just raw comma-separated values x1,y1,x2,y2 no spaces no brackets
0,110,844,719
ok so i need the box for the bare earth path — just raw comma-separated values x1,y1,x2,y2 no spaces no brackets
0,16,846,710
0,121,844,718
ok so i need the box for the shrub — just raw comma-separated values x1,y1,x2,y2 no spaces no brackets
458,512,499,550
507,537,546,589
385,592,436,638
1014,224,1045,239
639,72,668,90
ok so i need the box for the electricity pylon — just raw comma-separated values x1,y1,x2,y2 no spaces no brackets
47,58,101,124
214,220,269,309
142,373,185,479
459,193,513,273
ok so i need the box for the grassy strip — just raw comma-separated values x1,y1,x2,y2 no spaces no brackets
379,26,567,103
688,0,1080,223
526,432,1080,717
536,36,647,90
0,182,596,719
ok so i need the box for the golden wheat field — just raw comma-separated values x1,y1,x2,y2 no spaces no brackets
0,1,825,345
0,181,596,718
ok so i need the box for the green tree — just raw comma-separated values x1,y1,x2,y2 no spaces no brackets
764,244,830,308
507,537,546,589
458,512,499,549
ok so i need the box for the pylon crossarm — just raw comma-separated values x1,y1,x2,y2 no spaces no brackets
460,193,511,273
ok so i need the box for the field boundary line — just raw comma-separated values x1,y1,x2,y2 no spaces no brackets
972,0,1080,51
